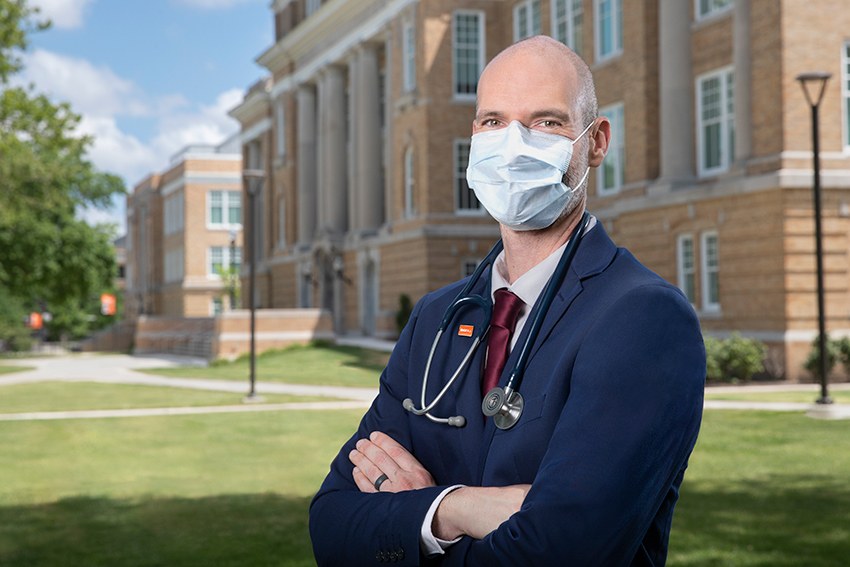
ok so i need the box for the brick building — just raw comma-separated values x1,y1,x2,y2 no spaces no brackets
229,0,850,380
125,138,244,318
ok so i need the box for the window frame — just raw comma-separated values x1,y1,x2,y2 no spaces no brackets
598,102,625,196
207,245,242,279
842,42,850,151
551,0,583,55
696,66,735,177
695,0,733,21
207,190,242,230
453,139,483,215
701,230,720,312
594,0,623,63
677,234,696,305
404,146,415,218
513,0,541,42
452,10,486,101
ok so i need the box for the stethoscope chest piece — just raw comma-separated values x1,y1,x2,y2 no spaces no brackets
481,387,524,430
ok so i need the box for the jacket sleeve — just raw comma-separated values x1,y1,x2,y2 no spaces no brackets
309,295,452,566
442,284,705,566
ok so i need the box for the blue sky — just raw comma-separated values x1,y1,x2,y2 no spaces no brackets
21,0,274,232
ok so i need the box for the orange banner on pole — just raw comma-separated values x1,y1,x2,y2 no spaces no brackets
100,293,117,316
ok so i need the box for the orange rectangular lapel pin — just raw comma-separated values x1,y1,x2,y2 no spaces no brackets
458,324,474,337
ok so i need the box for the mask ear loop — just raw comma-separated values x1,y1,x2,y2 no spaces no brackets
564,119,595,191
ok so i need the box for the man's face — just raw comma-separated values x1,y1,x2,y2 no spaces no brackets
472,48,584,142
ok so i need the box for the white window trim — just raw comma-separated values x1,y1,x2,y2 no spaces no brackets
677,234,696,305
452,9,486,101
207,246,241,280
404,146,415,218
842,41,850,152
402,21,416,93
207,190,243,230
277,196,286,250
694,0,733,22
696,66,735,177
513,0,540,42
598,102,624,196
594,0,623,64
453,138,485,215
701,230,720,313
210,297,224,316
551,0,583,53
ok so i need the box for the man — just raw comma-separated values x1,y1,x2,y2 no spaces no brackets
310,36,705,566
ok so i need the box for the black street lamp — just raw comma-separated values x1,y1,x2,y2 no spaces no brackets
229,228,238,310
243,168,265,402
796,71,833,405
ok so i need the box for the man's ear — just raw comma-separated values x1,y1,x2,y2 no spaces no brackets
587,117,611,168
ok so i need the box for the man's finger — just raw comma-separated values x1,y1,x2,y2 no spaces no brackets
356,437,403,479
349,448,387,489
369,431,426,472
352,466,377,493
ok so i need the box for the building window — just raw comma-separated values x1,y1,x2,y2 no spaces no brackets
843,42,850,150
452,10,485,99
462,260,480,277
208,190,242,228
275,98,286,160
697,67,735,176
306,0,321,17
513,0,541,41
552,0,583,55
594,0,622,63
402,21,416,93
404,146,415,218
164,192,184,235
599,102,624,195
211,297,224,316
209,246,242,278
701,231,720,311
454,139,481,213
696,0,732,20
278,196,286,249
677,235,696,304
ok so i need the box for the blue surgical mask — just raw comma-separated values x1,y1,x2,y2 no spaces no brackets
466,120,592,231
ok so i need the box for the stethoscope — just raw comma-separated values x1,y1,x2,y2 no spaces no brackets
402,212,590,430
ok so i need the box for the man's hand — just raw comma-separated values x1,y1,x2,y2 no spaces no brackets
433,484,531,540
349,431,436,493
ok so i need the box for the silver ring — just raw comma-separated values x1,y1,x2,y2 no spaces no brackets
373,473,389,491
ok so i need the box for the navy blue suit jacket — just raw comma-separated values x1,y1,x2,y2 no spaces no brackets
309,223,705,566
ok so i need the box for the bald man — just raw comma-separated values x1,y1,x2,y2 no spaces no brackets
309,36,704,566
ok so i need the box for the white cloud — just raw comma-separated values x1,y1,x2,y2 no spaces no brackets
21,49,148,117
29,0,94,29
19,49,243,235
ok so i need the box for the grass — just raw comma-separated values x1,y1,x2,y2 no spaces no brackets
669,411,850,566
0,365,30,375
0,381,326,414
0,409,364,567
704,388,850,404
139,342,388,388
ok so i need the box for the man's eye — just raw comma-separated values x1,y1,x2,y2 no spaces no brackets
484,119,500,127
540,120,560,128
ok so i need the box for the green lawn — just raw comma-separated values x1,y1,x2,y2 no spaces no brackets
705,388,850,404
0,381,324,414
139,342,388,388
1,380,848,565
0,365,30,375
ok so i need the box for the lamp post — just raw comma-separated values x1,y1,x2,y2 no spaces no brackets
796,71,833,405
228,228,237,310
242,168,265,402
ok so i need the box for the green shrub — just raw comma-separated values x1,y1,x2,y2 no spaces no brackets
803,335,841,381
704,333,767,383
396,294,413,336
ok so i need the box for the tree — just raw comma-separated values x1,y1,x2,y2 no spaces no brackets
0,0,125,346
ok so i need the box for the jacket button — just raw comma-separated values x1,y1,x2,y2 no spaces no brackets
375,550,385,562
396,547,405,561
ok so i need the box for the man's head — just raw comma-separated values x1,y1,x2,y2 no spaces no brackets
472,36,610,226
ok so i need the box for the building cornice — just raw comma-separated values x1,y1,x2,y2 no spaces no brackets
228,78,272,124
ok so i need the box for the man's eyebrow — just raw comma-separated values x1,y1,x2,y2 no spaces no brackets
529,109,574,123
474,110,505,121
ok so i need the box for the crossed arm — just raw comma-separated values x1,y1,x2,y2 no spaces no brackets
349,431,530,541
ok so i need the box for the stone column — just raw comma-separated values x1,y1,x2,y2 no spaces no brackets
296,84,317,245
356,44,384,231
317,66,348,235
733,0,752,164
658,0,694,183
347,55,361,232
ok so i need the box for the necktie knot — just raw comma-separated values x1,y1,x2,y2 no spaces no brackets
491,289,524,330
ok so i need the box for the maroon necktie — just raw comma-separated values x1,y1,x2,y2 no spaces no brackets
481,289,525,397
